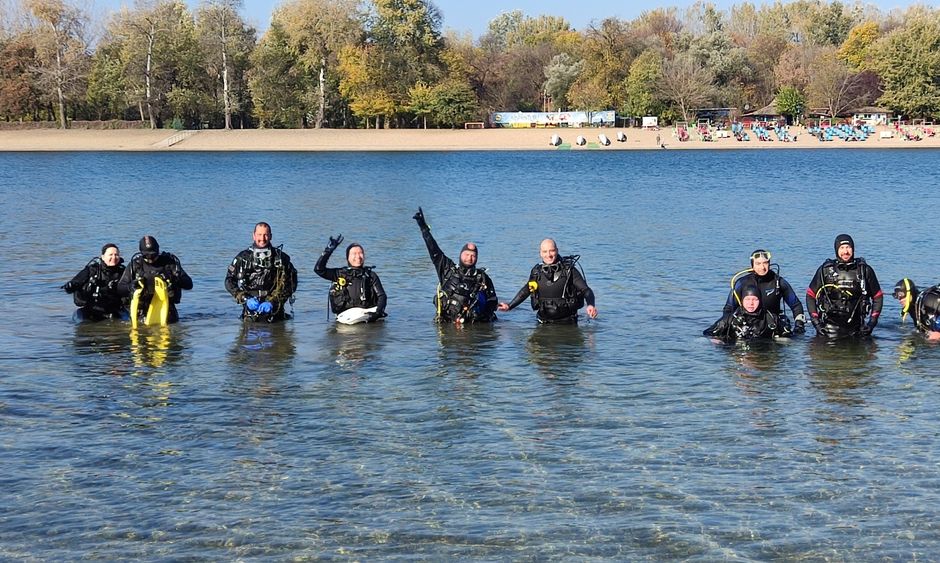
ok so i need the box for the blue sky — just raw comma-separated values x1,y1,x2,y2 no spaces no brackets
95,0,935,37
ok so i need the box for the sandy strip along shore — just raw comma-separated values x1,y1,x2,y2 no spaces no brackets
1,126,937,151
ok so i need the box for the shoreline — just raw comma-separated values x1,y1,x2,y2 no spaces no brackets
1,126,937,151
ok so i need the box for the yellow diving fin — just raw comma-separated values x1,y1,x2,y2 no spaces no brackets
145,277,170,326
130,284,142,329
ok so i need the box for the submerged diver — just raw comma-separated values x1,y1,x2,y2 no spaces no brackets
498,238,597,323
723,249,805,335
118,236,193,324
806,234,882,339
892,278,940,341
704,284,779,343
414,207,497,324
62,243,128,321
225,222,298,322
315,234,387,322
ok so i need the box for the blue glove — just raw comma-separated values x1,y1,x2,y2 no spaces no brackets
246,297,261,312
258,301,274,314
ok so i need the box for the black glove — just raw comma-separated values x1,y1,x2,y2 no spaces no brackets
860,324,873,337
860,318,877,337
62,281,76,294
367,311,386,323
794,320,805,334
811,317,821,331
326,233,344,252
413,207,428,230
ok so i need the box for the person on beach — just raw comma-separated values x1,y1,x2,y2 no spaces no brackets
805,234,882,339
704,284,779,342
119,236,193,324
315,234,387,322
62,243,128,321
892,278,940,341
225,222,298,322
414,207,497,324
718,249,805,336
498,238,597,323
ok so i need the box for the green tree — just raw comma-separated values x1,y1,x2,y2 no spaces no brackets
870,9,940,119
248,21,305,127
810,1,855,47
86,39,127,119
407,81,434,128
775,85,805,123
624,49,663,118
429,79,478,127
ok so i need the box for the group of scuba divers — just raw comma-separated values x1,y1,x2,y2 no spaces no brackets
703,234,940,343
62,208,599,327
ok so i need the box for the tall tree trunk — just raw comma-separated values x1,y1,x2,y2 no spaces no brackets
316,61,325,129
146,25,156,129
220,13,231,130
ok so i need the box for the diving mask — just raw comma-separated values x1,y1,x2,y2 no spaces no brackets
750,250,771,262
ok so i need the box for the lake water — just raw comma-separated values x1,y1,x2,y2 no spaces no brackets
3,148,940,559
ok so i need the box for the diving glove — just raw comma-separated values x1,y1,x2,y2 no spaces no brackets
257,301,274,314
326,234,344,253
413,207,429,230
246,297,261,312
794,320,806,335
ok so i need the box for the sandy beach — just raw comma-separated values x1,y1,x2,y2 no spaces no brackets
0,126,937,151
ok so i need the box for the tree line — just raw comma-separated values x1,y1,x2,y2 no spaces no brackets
2,0,939,129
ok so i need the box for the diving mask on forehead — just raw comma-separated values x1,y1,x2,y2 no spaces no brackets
252,246,272,268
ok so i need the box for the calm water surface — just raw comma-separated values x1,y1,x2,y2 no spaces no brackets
2,149,940,559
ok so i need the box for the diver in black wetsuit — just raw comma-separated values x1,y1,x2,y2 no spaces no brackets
225,222,298,322
723,249,805,335
892,278,940,341
315,234,387,322
498,238,597,323
704,284,778,343
62,243,128,321
118,236,193,324
806,234,883,339
413,207,497,324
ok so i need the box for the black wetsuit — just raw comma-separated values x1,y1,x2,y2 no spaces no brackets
418,227,497,323
63,258,127,321
225,245,298,322
806,258,883,338
118,252,193,324
724,271,804,331
315,247,387,318
909,285,940,334
704,305,779,343
504,256,595,323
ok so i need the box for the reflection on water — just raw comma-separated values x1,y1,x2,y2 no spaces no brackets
322,322,385,370
525,323,592,380
435,324,499,378
806,337,879,407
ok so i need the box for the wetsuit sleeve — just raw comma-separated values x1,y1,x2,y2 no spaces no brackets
171,257,194,291
66,264,92,294
779,277,804,318
506,283,531,310
371,272,388,315
314,247,340,282
419,226,454,283
571,268,595,307
723,279,743,315
482,272,498,317
805,266,825,320
866,265,883,323
117,259,137,297
224,254,242,297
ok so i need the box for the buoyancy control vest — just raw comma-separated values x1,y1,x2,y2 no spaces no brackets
437,265,490,322
817,258,870,327
74,258,125,310
530,256,584,321
329,267,377,314
233,245,293,304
